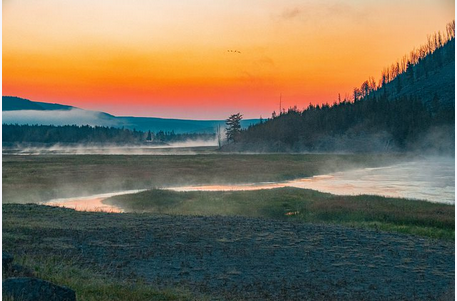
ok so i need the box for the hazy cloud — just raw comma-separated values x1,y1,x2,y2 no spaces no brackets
281,7,302,20
2,109,116,127
257,55,275,67
278,2,367,23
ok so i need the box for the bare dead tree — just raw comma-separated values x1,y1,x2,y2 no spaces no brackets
357,20,454,100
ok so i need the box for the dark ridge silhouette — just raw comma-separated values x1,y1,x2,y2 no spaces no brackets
366,39,455,109
349,20,455,108
2,96,74,111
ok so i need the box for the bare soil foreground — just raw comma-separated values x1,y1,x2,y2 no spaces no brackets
3,204,454,300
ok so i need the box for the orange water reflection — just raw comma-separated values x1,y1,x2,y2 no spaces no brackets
167,160,455,204
46,197,123,213
45,190,146,213
44,160,454,214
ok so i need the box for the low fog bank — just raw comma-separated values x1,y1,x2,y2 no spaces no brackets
2,109,115,127
3,152,401,205
302,156,455,204
222,125,455,156
164,156,454,204
3,139,218,155
3,150,453,206
39,156,455,209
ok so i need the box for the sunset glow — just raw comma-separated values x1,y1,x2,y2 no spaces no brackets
3,0,454,119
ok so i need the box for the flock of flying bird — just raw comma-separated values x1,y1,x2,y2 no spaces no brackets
227,50,241,54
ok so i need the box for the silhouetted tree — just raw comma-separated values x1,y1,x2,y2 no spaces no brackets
225,113,243,142
396,76,402,93
406,61,414,83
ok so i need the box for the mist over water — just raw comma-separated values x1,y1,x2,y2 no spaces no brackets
2,109,114,127
168,157,455,204
45,157,455,212
3,140,218,155
45,190,146,212
288,158,455,204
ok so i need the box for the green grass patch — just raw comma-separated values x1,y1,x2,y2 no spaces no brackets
107,187,455,240
4,254,201,301
3,153,409,203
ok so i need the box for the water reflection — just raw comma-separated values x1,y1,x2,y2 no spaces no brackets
45,190,146,212
168,159,455,204
45,158,455,213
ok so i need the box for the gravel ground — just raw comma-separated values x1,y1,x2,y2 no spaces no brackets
3,205,455,300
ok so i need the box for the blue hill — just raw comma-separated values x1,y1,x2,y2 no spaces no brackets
2,96,259,134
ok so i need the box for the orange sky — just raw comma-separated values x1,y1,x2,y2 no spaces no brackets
2,0,455,119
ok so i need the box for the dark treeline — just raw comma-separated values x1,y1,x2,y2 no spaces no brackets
233,94,454,153
379,20,454,87
228,21,455,153
152,130,215,143
2,124,215,144
350,20,455,103
3,124,143,144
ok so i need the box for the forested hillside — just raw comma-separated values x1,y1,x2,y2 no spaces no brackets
3,96,74,111
225,21,455,153
2,97,260,134
372,37,454,108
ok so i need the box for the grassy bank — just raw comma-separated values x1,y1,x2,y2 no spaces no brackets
4,255,195,301
2,204,207,301
2,153,408,203
4,204,454,300
107,188,455,240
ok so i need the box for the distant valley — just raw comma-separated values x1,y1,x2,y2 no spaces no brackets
2,96,259,134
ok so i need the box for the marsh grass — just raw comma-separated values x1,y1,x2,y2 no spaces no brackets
3,153,408,204
107,188,455,240
4,254,199,301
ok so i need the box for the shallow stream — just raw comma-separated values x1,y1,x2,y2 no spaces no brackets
45,158,455,212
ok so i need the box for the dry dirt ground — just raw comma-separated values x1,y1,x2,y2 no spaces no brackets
3,204,454,300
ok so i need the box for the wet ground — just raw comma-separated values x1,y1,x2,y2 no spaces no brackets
45,158,455,213
3,204,454,300
168,158,455,204
45,190,146,212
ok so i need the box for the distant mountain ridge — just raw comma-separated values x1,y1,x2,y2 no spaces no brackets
2,96,259,134
3,96,75,111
